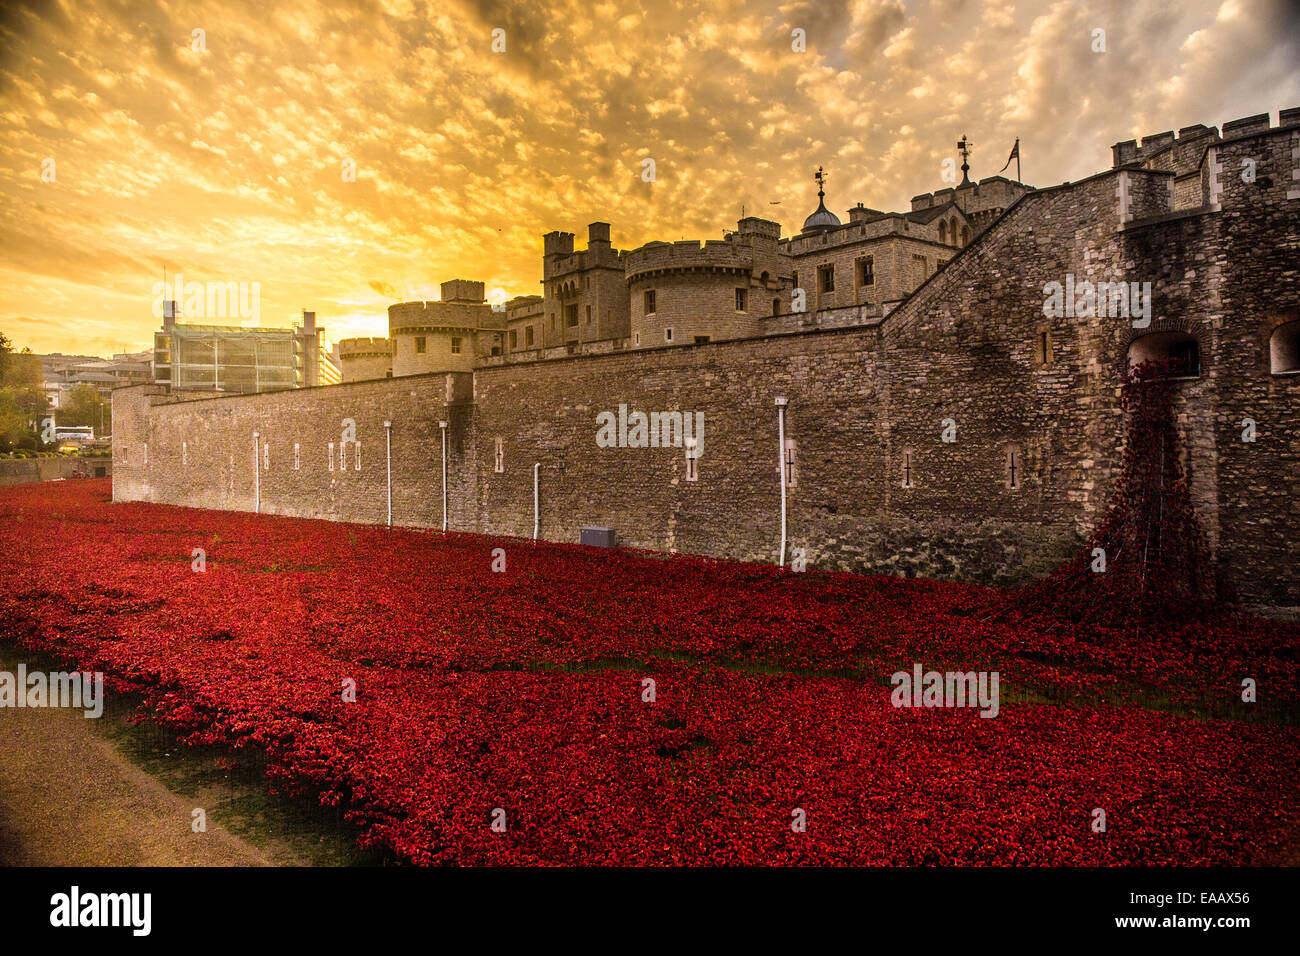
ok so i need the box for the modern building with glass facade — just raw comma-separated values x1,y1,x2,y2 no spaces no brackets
153,306,324,393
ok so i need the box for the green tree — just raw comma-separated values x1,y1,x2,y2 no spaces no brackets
60,383,109,432
0,334,50,451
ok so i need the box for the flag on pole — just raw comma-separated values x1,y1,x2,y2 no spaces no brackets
999,138,1021,181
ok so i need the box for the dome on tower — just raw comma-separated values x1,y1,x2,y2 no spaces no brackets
801,198,841,234
801,165,841,234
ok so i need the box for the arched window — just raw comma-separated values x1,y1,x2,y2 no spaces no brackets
1270,320,1300,374
1127,331,1201,378
960,226,970,246
938,221,947,245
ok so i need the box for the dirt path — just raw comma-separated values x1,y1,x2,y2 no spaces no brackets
0,694,277,866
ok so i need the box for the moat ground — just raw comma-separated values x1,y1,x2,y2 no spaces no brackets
0,643,379,866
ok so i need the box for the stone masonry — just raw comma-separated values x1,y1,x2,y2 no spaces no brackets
115,110,1300,611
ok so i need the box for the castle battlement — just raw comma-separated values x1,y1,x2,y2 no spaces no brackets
1113,109,1300,171
336,337,392,357
505,295,543,321
625,238,756,279
909,175,1027,212
388,298,500,333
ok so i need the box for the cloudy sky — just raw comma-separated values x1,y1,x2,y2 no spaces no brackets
1,0,1297,356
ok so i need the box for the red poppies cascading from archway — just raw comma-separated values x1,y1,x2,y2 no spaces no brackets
1019,359,1232,627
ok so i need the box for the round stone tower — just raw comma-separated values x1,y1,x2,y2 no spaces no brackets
388,280,503,376
336,337,393,382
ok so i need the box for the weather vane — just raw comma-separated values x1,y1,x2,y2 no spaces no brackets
956,135,972,185
814,165,827,199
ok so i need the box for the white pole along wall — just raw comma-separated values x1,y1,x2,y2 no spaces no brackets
776,398,787,567
384,420,392,527
253,430,260,514
439,420,448,532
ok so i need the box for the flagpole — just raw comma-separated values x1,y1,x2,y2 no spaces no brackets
1017,140,1021,183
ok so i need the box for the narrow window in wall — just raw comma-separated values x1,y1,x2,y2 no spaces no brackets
685,439,699,482
294,443,301,470
182,441,188,467
783,438,798,487
354,442,361,470
772,298,781,316
644,290,656,314
735,288,747,311
1035,326,1054,366
902,450,915,488
144,444,148,466
494,437,504,473
1006,448,1022,490
119,446,128,463
586,305,592,324
509,330,518,349
664,327,674,343
792,271,800,292
525,326,535,347
415,336,427,354
450,337,462,355
634,332,640,346
328,441,335,472
340,441,348,471
263,442,269,471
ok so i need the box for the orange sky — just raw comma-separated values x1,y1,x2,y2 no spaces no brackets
2,0,1297,357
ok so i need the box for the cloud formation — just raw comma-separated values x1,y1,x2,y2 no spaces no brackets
1,0,1296,355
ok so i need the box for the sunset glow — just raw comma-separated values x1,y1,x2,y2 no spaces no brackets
1,0,1297,354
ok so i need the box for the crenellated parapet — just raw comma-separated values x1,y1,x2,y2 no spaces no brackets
337,337,392,359
624,239,754,280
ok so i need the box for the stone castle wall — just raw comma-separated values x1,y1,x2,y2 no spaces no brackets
113,117,1300,610
112,375,475,529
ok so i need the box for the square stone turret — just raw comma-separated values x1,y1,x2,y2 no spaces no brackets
440,279,485,304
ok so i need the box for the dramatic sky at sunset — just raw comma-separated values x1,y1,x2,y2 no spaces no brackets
1,0,1297,356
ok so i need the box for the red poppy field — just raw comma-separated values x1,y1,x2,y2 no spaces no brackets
0,479,1296,865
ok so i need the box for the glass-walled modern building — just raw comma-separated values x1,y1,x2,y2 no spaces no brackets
153,306,324,393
